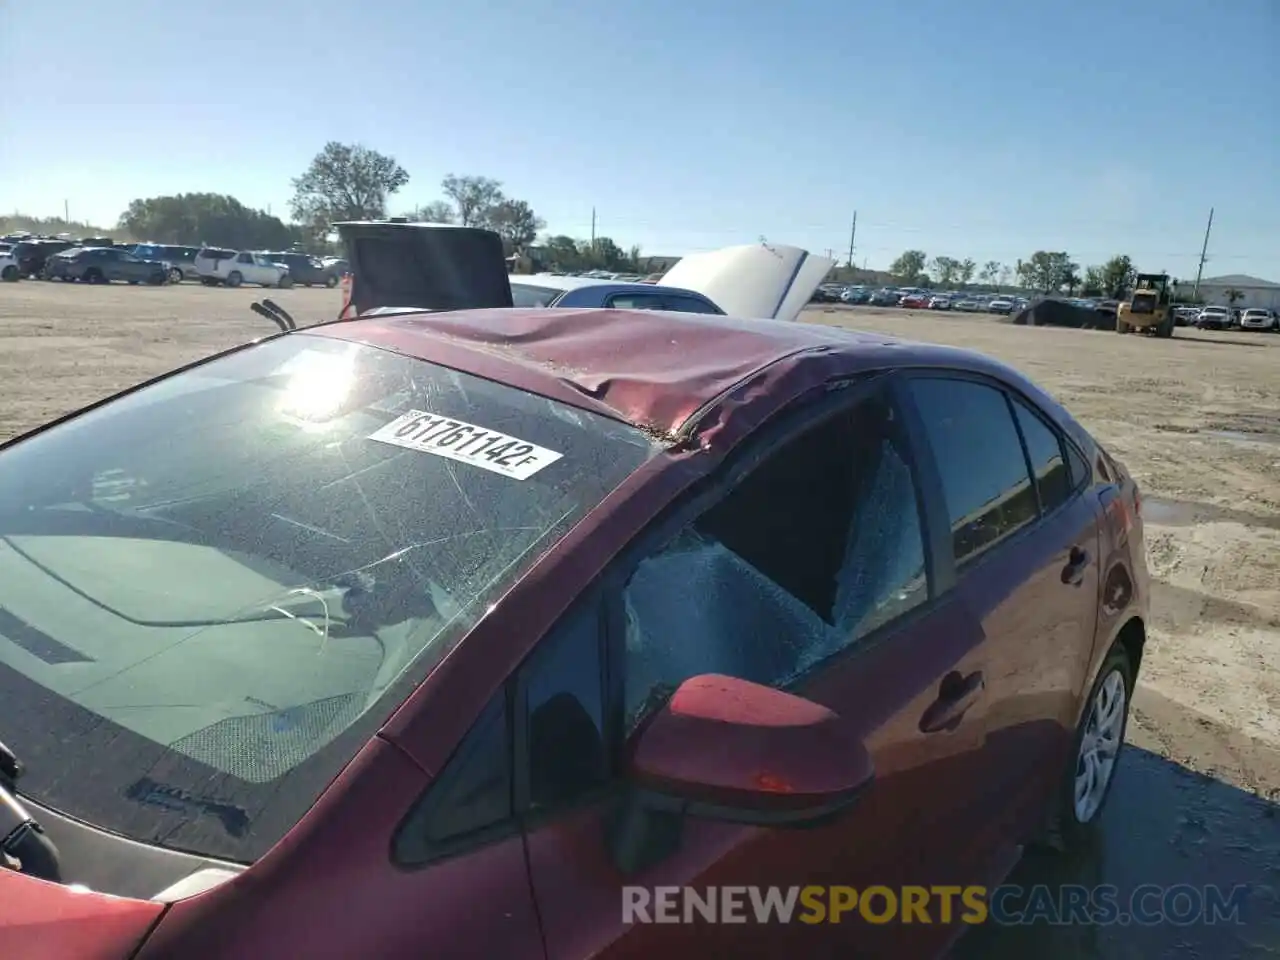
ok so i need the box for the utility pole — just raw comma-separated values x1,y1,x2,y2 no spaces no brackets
1192,207,1213,300
64,200,69,223
590,207,596,250
846,211,857,268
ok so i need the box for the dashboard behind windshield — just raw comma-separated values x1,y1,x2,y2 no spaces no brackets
0,335,656,862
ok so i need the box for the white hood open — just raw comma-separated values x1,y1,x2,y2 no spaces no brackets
657,243,835,323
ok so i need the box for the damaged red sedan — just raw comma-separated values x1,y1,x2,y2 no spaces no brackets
0,224,1148,959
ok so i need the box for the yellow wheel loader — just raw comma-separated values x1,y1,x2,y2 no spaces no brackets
1115,273,1175,338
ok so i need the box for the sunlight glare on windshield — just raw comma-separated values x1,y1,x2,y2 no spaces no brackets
277,345,358,423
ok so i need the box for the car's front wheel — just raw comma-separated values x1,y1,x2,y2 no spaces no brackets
226,271,243,288
1042,643,1134,850
168,267,183,284
0,265,18,282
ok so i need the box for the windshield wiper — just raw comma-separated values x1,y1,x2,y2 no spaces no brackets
250,299,297,333
0,740,21,791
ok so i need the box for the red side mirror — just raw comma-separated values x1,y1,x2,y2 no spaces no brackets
627,674,873,823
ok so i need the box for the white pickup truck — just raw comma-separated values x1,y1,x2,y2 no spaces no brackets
194,248,293,288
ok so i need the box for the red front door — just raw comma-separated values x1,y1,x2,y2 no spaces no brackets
519,385,1001,959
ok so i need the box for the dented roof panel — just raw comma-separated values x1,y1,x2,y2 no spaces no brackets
308,306,1002,440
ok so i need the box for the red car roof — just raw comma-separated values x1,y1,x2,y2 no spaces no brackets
311,307,990,441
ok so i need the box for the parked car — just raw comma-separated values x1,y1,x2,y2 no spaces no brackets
194,248,292,288
1195,306,1231,330
953,297,982,312
8,239,76,278
43,246,169,284
900,292,931,309
0,223,1147,960
129,244,202,283
840,286,871,304
1172,306,1199,327
0,244,19,281
928,295,952,310
263,252,341,287
1239,308,1278,332
986,298,1015,315
508,275,724,312
867,288,901,306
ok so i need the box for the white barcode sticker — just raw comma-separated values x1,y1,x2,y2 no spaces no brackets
367,410,563,480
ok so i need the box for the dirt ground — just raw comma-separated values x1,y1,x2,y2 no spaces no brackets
1,282,1278,955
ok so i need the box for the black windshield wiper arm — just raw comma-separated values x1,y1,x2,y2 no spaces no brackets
0,740,21,791
250,299,297,333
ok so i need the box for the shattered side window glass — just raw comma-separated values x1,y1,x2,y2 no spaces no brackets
621,389,930,730
623,530,843,730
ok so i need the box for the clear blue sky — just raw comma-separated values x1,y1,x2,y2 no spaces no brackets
2,0,1276,278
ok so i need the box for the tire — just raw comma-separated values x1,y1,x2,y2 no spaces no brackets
0,265,18,282
1039,644,1133,851
325,274,338,288
226,271,243,288
85,268,105,284
168,267,182,284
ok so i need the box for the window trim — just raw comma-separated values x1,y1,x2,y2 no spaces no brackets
1006,390,1084,520
391,684,520,869
899,367,1097,576
511,585,619,822
899,368,1055,571
658,293,725,315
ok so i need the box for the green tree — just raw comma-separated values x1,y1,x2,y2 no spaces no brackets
119,193,301,249
1017,251,1078,292
580,237,625,269
979,260,1002,287
930,256,960,287
1100,255,1135,298
958,258,976,287
487,199,545,248
1081,266,1107,297
440,174,505,227
540,234,583,271
889,249,928,284
289,142,410,240
1225,288,1246,305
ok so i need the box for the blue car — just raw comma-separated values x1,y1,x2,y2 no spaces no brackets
508,275,724,313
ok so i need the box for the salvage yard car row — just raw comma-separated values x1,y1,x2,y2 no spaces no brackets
0,233,349,288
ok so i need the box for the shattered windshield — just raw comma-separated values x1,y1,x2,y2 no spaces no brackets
0,334,656,862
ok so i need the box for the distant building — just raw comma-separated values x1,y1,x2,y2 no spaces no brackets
1186,274,1280,310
